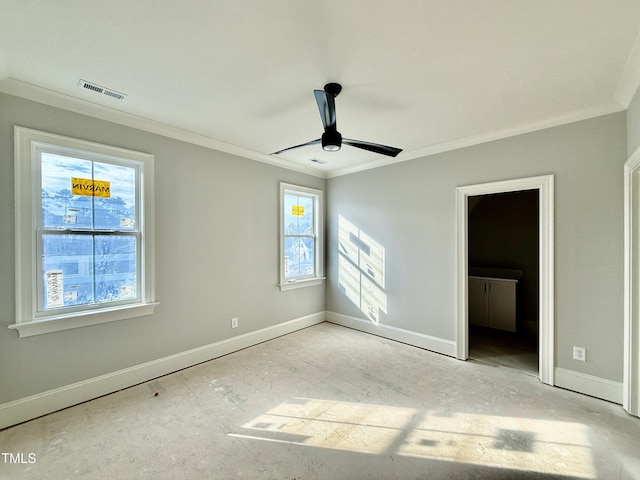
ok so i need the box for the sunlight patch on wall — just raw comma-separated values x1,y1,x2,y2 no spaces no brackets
229,397,595,478
338,215,387,324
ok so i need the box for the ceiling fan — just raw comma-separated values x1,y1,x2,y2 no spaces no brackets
272,83,403,158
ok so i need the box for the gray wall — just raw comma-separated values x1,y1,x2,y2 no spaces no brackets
628,85,640,156
0,90,630,405
0,93,325,403
327,112,627,382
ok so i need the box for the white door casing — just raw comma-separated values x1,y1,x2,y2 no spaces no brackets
624,148,640,417
456,175,555,386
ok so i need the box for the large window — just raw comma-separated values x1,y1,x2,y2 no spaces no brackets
279,183,324,290
11,127,157,337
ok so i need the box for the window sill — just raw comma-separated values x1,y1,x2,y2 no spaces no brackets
9,302,159,338
279,277,326,291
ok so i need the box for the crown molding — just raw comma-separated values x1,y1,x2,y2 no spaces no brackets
0,78,626,180
326,100,625,178
0,78,327,178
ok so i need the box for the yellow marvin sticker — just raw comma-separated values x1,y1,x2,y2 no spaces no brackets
71,177,111,198
291,205,305,216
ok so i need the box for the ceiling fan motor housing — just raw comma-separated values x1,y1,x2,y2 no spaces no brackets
322,130,342,151
324,82,342,97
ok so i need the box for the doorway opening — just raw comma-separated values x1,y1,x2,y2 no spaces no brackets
467,190,539,376
456,175,554,386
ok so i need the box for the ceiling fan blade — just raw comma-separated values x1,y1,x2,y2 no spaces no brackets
272,139,321,155
342,138,403,158
314,89,337,131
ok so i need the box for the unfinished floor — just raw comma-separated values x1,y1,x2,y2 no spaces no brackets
1,322,639,480
469,326,539,376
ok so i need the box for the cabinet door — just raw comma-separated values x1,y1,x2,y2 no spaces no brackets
488,280,516,332
468,278,488,327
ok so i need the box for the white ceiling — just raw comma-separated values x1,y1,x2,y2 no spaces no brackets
2,1,640,177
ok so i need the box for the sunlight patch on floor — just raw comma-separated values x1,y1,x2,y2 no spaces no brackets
229,397,595,479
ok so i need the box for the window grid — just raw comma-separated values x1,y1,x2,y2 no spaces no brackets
11,127,157,337
283,192,316,280
280,183,324,290
35,148,142,316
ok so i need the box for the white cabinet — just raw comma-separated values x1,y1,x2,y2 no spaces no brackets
468,276,517,332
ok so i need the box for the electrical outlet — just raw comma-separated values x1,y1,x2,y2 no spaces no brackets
573,346,586,362
231,317,238,329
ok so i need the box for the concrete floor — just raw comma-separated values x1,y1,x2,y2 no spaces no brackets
1,322,639,480
469,326,539,376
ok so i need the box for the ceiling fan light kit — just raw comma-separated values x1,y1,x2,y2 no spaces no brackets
273,83,402,158
322,130,342,151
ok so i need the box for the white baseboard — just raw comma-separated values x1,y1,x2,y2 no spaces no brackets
3,313,624,430
325,311,457,358
555,367,623,404
0,312,325,430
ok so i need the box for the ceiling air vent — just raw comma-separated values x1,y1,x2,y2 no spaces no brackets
78,79,127,100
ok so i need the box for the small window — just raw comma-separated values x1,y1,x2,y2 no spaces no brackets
279,183,324,290
11,127,157,337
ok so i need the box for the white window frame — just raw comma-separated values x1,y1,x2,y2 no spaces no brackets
10,127,158,337
279,183,324,291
